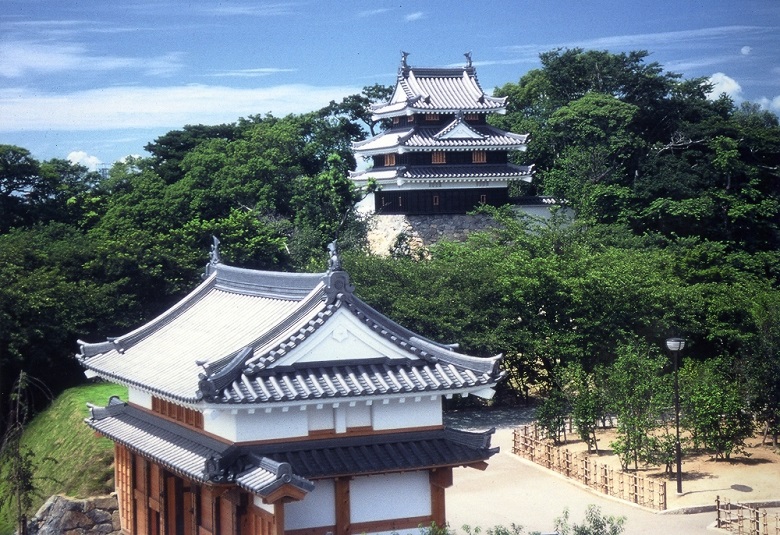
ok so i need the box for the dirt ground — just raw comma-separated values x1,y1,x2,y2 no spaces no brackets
555,427,780,508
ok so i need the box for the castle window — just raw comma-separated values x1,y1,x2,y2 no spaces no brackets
472,150,487,163
152,396,203,429
384,153,396,166
425,113,440,122
433,195,440,206
432,151,446,164
465,113,479,121
393,117,400,125
480,194,487,204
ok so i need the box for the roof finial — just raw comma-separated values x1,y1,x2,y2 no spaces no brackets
464,51,473,68
209,235,221,265
401,50,409,69
327,240,342,272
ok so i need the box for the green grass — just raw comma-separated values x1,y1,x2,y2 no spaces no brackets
0,381,127,535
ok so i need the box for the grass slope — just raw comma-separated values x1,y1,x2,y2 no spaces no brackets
0,381,127,535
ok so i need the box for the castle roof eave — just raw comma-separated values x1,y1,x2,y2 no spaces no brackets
77,255,505,406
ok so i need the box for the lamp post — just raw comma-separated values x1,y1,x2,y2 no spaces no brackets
666,337,686,495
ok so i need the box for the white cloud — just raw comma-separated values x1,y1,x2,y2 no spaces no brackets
0,40,183,78
203,3,297,16
756,96,780,113
503,26,770,64
208,68,297,78
708,72,743,100
406,12,425,22
0,83,361,132
358,8,391,17
67,150,102,170
741,46,752,55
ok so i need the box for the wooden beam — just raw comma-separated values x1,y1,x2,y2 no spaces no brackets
334,478,351,535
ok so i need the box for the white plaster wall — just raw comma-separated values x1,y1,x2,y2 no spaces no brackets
284,479,336,530
345,402,371,428
350,472,430,523
371,397,441,431
203,408,308,442
307,405,335,431
279,309,419,366
128,388,152,409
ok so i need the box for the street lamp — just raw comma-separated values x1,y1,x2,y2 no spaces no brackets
666,337,686,495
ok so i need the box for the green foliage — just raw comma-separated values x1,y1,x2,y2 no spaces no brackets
680,357,754,460
554,505,626,535
563,364,606,453
536,389,569,444
606,342,670,470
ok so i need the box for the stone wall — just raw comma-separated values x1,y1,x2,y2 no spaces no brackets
25,495,120,535
367,214,500,255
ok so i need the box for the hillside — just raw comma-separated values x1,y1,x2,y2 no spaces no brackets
0,381,127,535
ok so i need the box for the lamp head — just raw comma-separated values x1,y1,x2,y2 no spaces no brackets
666,337,686,352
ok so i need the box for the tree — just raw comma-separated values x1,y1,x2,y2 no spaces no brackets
744,290,780,446
606,342,669,470
0,372,51,535
536,388,569,445
681,357,754,460
322,84,393,137
0,145,41,231
542,93,641,221
563,364,606,453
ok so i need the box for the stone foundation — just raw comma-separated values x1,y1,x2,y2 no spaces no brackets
26,495,120,535
367,214,499,256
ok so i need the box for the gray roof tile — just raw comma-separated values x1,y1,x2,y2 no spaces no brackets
86,399,313,497
352,124,528,155
78,264,504,405
373,66,506,119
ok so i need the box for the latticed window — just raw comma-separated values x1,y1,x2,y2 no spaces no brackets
152,396,203,429
472,150,487,163
465,113,479,121
480,194,487,204
392,116,400,125
425,113,440,121
384,153,396,166
432,151,446,164
433,195,440,206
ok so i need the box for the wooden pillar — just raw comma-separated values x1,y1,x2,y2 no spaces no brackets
115,444,135,534
335,478,351,535
430,468,453,528
273,502,285,535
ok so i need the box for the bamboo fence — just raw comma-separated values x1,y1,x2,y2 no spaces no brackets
512,423,667,511
716,496,780,535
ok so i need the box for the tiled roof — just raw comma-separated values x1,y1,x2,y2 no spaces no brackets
373,66,506,119
352,125,528,156
78,258,504,405
253,427,499,479
351,163,534,184
87,398,497,483
86,397,314,497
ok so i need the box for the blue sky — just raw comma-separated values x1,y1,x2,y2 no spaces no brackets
2,0,778,170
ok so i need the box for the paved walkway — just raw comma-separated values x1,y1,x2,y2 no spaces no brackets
444,409,779,534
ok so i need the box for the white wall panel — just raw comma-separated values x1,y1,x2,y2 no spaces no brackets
350,472,430,523
285,479,335,529
372,397,441,430
203,408,308,442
